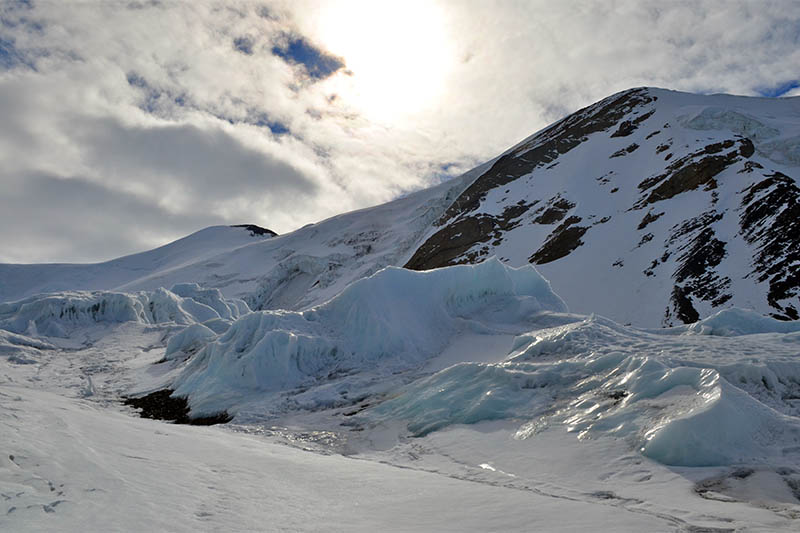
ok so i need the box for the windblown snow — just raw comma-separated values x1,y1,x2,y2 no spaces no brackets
2,87,800,531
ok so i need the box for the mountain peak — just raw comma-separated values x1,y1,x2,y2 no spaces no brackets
407,87,800,325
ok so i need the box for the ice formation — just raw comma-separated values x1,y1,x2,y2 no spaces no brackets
172,258,567,415
0,284,248,337
368,313,800,467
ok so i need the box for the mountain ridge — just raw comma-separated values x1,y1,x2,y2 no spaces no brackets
2,87,799,327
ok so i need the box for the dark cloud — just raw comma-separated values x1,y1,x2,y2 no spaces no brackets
0,172,223,263
72,116,315,198
233,36,254,55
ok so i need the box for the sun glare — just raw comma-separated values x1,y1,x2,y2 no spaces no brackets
311,0,454,123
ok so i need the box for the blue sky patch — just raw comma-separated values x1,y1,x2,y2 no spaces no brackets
249,112,290,135
0,36,22,69
272,34,344,80
757,80,800,98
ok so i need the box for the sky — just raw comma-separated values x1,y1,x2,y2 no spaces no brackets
1,0,799,263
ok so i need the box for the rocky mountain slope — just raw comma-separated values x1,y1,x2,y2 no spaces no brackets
407,87,800,326
2,87,798,327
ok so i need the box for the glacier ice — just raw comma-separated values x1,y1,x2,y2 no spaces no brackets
0,284,248,337
171,258,567,415
366,314,800,466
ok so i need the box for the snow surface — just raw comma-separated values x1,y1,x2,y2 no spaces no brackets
2,256,800,530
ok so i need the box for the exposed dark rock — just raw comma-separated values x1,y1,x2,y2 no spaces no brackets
231,224,278,237
637,233,654,247
124,389,232,426
533,197,575,224
404,201,535,271
436,89,655,224
610,109,655,137
529,216,588,264
643,258,659,277
739,172,800,319
738,161,764,174
658,211,733,324
645,130,661,140
406,88,656,271
671,285,700,324
610,143,639,158
656,142,671,154
637,138,753,206
637,210,664,230
672,226,732,317
674,228,727,286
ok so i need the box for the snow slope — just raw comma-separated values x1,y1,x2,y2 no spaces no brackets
2,262,800,529
408,88,800,326
0,170,480,315
0,225,274,303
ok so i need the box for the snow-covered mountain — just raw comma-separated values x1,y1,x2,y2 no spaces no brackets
407,87,800,326
3,87,800,531
2,88,798,328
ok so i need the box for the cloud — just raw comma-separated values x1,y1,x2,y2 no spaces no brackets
0,0,799,263
0,172,222,263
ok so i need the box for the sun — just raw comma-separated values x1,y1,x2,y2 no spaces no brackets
310,0,454,123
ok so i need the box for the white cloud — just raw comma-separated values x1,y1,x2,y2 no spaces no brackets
0,0,798,262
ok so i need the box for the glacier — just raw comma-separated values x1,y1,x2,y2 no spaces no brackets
3,258,800,531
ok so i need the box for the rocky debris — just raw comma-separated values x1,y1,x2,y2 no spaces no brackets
529,216,588,265
739,172,800,320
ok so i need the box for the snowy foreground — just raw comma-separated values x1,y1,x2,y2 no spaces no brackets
2,260,800,531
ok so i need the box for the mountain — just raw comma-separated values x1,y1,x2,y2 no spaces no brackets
4,88,800,530
0,224,275,303
2,88,799,327
407,87,800,326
